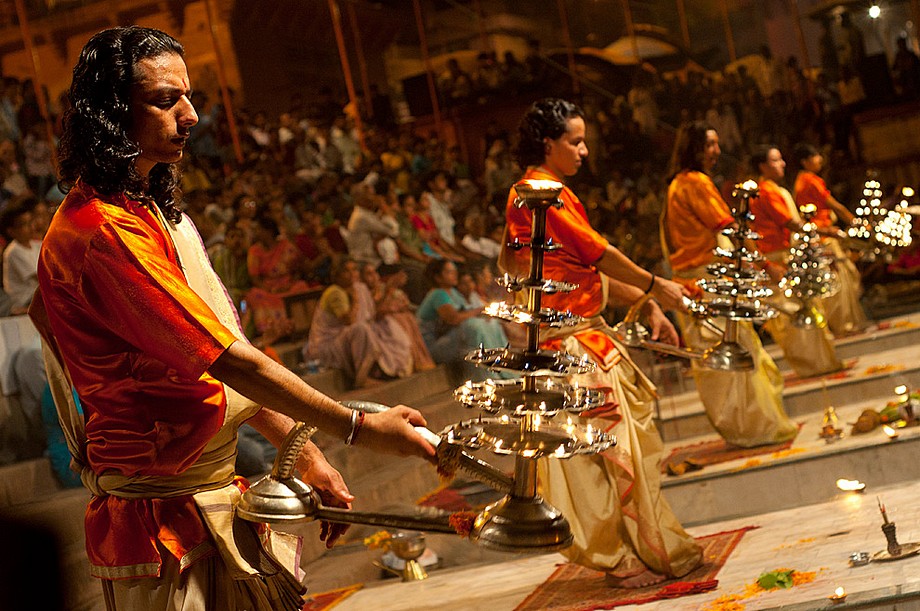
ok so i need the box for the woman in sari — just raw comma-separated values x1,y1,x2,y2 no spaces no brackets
245,215,310,335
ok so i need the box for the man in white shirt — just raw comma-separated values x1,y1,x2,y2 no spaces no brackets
1,195,41,314
345,181,398,266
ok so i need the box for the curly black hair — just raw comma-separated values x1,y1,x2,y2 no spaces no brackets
58,26,186,223
513,98,584,169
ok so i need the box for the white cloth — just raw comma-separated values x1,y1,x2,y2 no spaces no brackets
461,234,501,259
346,207,398,266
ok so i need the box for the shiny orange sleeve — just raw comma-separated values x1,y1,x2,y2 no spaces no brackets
80,213,237,380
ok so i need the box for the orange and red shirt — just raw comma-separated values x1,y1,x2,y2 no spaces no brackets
32,181,238,576
665,170,734,273
503,167,608,318
751,179,795,254
794,170,833,228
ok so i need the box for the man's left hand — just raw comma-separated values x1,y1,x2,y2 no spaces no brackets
297,444,355,548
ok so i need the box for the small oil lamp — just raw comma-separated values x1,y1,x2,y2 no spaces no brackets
829,586,847,603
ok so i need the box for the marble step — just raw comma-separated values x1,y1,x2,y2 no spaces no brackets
656,343,920,443
661,397,920,526
642,313,920,395
330,478,920,610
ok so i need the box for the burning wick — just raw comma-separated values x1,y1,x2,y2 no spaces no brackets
883,425,899,440
878,497,890,525
829,586,847,602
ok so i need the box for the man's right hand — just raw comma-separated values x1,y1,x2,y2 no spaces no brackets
357,406,437,463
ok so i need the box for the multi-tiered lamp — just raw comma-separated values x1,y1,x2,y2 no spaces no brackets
237,179,617,555
780,203,840,327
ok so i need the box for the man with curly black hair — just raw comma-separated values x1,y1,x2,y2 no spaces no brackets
30,26,435,610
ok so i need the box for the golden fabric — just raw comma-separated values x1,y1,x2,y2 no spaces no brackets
677,313,798,448
538,328,701,578
820,237,868,335
761,251,843,379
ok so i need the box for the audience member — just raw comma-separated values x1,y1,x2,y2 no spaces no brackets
305,259,411,387
1,195,41,314
416,259,507,382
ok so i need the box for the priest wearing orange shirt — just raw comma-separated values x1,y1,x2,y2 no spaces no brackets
792,142,867,335
30,27,435,611
501,99,701,590
750,145,842,379
663,122,797,448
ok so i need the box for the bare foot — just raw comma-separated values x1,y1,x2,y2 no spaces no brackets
605,569,666,589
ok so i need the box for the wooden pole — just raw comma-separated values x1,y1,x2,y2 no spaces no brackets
786,0,812,68
676,0,691,49
327,0,366,150
12,0,56,169
204,0,244,165
555,0,580,95
620,0,641,64
471,0,490,51
412,0,444,136
719,0,737,63
346,2,373,119
912,0,920,53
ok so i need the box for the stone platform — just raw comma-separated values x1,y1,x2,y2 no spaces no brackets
332,479,920,610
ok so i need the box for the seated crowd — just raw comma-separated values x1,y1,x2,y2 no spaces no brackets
0,40,916,474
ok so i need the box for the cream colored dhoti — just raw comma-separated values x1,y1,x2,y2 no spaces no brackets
677,313,798,448
762,251,843,379
821,237,868,336
538,319,702,579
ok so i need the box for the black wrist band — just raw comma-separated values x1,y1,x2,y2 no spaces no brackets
643,273,656,294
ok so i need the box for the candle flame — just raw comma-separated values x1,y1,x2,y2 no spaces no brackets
834,586,846,597
836,478,866,492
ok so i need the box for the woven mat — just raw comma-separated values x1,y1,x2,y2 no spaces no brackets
514,526,757,611
302,584,362,611
662,423,802,475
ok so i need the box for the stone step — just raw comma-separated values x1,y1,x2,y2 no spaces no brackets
642,313,920,395
656,342,920,443
3,487,90,548
766,313,920,370
661,396,920,526
0,457,66,508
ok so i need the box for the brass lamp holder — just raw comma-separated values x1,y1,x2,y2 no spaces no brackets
238,179,616,556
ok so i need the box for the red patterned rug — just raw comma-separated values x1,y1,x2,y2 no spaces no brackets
514,526,757,611
662,423,803,475
302,584,362,611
